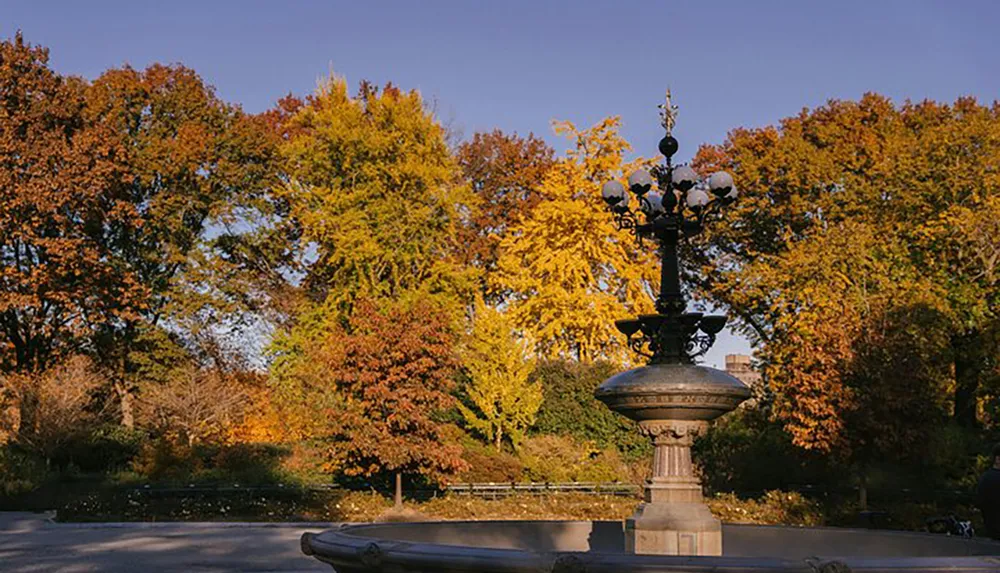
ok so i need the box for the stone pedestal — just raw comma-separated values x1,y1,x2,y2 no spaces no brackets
626,420,721,556
594,364,750,557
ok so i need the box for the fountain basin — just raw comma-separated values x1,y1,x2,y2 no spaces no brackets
594,364,751,421
301,520,1000,572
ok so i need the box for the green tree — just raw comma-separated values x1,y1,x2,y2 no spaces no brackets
532,360,650,460
458,302,541,451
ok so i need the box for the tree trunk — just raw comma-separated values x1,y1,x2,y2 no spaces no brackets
115,381,135,429
858,472,868,511
953,331,983,429
394,472,403,508
494,428,502,452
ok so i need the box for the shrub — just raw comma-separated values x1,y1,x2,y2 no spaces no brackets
694,405,835,495
708,490,824,526
518,434,635,483
1,356,104,466
0,446,48,497
457,443,524,483
130,437,203,481
69,424,147,473
138,367,249,447
419,493,637,521
531,360,651,460
211,443,291,483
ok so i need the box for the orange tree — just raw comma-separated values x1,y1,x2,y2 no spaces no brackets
0,34,142,373
456,130,554,300
84,62,280,426
275,298,465,505
693,94,1000,436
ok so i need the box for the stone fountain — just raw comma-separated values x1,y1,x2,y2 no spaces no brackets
596,364,749,555
300,92,1000,572
592,88,750,555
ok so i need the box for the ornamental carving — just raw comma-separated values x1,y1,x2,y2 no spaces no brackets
638,420,707,445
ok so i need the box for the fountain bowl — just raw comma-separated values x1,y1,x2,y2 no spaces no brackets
301,519,1000,572
594,364,751,422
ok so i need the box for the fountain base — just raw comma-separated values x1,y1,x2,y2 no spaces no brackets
628,498,721,555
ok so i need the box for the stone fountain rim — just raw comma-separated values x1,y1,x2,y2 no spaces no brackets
301,520,1000,573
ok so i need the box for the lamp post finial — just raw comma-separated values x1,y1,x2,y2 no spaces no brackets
659,89,679,135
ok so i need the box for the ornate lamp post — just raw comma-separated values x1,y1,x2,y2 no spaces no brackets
600,91,737,364
594,91,750,556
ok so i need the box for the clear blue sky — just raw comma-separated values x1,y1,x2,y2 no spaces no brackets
4,0,998,367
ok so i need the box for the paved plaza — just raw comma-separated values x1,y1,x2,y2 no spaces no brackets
0,513,331,572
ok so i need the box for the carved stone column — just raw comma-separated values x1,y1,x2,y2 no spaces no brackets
626,420,721,556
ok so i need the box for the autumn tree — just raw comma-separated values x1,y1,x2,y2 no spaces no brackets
458,302,541,451
137,366,250,447
693,94,1000,429
492,118,657,362
276,77,477,321
0,356,105,467
0,34,142,373
456,130,554,297
274,298,465,506
83,63,280,427
757,223,951,480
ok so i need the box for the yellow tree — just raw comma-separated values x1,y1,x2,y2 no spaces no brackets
458,302,541,451
278,77,478,321
492,118,657,362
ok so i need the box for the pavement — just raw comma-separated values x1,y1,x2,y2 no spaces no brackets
0,512,335,572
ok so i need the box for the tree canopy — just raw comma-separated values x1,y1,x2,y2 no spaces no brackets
492,118,658,362
692,94,1000,460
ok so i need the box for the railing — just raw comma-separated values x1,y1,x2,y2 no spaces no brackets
443,481,640,499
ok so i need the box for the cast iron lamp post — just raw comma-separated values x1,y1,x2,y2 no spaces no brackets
594,91,749,556
600,91,737,365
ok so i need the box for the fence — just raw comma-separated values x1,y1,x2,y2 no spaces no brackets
443,481,640,499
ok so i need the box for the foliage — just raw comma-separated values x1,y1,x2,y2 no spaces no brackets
137,366,250,447
0,446,48,497
129,438,292,484
455,441,525,483
85,61,280,426
751,222,952,466
0,34,141,373
708,490,824,526
518,434,640,483
0,356,105,464
274,298,466,487
456,130,555,294
492,118,658,362
532,360,651,460
458,302,541,450
277,77,477,320
694,404,836,495
72,424,148,473
418,492,637,522
692,94,1000,430
52,489,837,526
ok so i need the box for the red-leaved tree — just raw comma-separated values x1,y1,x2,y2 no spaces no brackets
310,298,466,505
